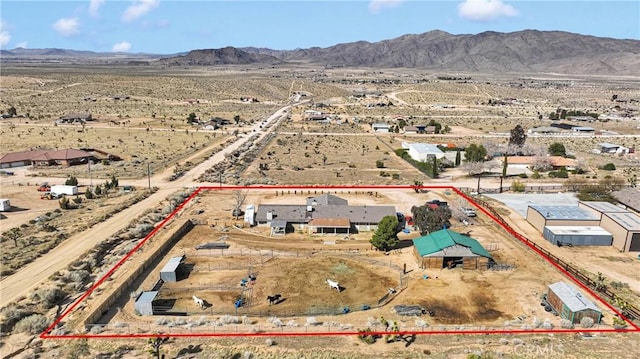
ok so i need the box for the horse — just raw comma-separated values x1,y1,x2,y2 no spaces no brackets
326,279,340,291
267,294,282,305
192,295,205,309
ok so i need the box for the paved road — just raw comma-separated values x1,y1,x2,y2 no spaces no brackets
0,102,299,307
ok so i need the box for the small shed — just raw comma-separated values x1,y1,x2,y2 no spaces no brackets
134,291,158,316
160,255,185,282
543,226,613,246
547,282,601,324
412,229,493,270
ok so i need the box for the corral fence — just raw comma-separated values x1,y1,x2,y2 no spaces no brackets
472,196,640,323
459,183,634,195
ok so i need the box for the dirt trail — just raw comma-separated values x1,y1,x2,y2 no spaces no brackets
0,104,296,307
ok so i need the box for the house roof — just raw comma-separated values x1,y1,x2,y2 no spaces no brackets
599,143,620,149
612,188,640,212
404,126,419,132
0,149,48,164
31,149,91,161
372,123,390,128
529,205,598,220
603,212,640,231
573,126,595,131
307,194,348,206
408,143,444,155
544,226,612,236
529,126,561,133
309,218,351,228
60,112,91,120
548,282,601,313
270,220,288,228
412,229,492,259
256,202,395,225
579,201,629,214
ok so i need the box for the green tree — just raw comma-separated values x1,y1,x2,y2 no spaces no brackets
464,144,487,162
370,215,399,252
59,196,70,210
412,180,423,193
601,163,616,171
2,227,22,247
84,187,94,199
233,115,241,125
508,124,527,147
186,112,197,124
548,142,567,157
94,184,102,196
376,160,385,168
431,156,438,178
411,205,452,235
65,175,79,186
455,149,461,167
427,119,442,134
109,174,119,189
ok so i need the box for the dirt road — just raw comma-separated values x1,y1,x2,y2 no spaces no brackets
0,103,297,307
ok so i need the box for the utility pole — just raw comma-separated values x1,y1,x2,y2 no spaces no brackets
476,172,481,194
88,160,92,188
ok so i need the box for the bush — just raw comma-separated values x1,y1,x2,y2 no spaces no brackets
531,171,542,179
580,317,595,328
601,163,616,171
391,173,400,179
376,160,385,168
560,319,574,329
1,305,33,333
518,173,528,178
31,287,66,308
14,314,49,334
511,180,526,192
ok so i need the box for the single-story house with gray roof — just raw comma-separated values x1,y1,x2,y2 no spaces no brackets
255,194,396,234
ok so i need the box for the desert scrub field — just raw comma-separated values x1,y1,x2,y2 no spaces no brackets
242,133,421,185
0,189,152,277
0,68,348,121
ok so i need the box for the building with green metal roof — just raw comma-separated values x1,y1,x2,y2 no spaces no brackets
412,229,493,270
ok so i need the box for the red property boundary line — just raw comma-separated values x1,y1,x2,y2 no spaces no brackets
41,185,640,339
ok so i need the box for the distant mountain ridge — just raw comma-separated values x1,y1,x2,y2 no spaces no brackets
2,30,639,75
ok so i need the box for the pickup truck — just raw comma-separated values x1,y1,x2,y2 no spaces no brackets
37,183,51,192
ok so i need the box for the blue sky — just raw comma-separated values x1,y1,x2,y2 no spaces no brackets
1,1,638,53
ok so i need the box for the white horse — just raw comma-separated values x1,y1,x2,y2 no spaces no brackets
326,279,340,291
192,295,205,309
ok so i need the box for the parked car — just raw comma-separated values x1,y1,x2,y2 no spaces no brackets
37,183,51,192
462,207,477,217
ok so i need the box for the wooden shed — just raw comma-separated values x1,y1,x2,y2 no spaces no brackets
547,282,602,324
412,229,493,270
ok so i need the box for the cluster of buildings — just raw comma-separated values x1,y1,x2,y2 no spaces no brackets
0,148,122,168
526,200,640,252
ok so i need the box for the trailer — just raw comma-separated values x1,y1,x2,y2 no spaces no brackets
0,198,10,211
50,185,78,196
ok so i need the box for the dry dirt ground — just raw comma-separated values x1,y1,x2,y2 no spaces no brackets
85,189,622,338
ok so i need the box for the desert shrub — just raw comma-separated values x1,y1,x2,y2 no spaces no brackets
267,316,283,327
357,328,379,344
131,223,154,238
306,317,320,326
610,281,630,290
69,269,91,286
391,173,400,179
1,305,33,332
72,196,83,204
518,173,528,178
31,287,66,308
560,319,574,329
511,180,526,192
531,171,542,179
613,317,628,329
376,160,385,168
14,314,49,334
580,317,595,328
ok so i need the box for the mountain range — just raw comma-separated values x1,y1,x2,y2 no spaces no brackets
2,30,639,75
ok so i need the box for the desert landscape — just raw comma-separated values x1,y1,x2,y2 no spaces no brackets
1,28,640,359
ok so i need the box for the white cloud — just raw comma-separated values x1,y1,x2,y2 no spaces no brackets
457,0,518,21
112,41,132,52
53,17,80,36
89,0,105,17
368,0,406,14
122,0,160,23
0,20,10,47
16,41,27,48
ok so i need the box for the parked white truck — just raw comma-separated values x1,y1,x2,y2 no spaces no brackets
0,198,10,211
50,185,78,196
